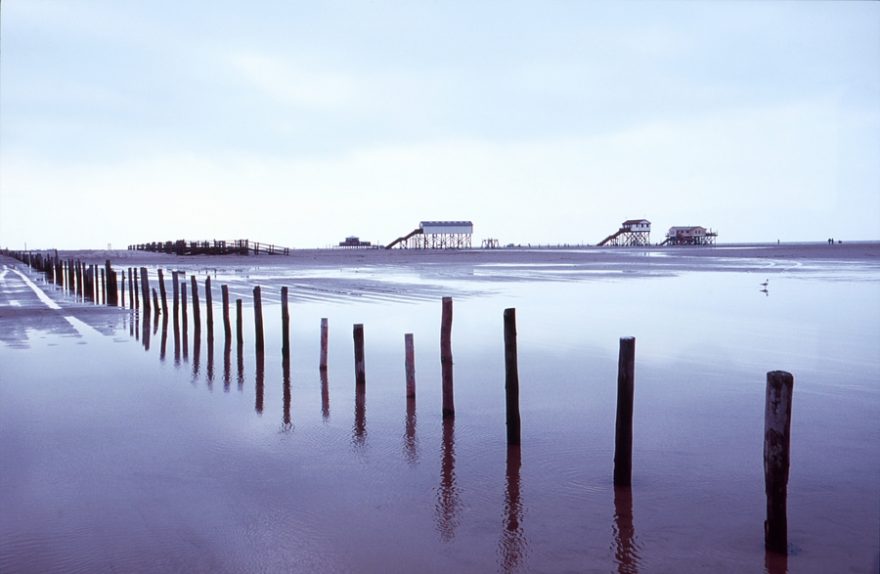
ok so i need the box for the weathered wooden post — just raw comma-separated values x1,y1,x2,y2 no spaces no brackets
253,286,264,353
353,324,366,387
281,286,290,358
132,268,139,309
100,268,106,304
614,337,636,486
320,318,329,371
105,260,118,306
181,281,188,334
441,297,454,419
504,308,521,445
121,269,126,308
172,271,180,319
236,298,244,348
139,267,150,314
205,276,214,346
158,269,168,316
764,370,794,554
152,288,160,319
221,285,232,340
405,333,416,398
190,275,201,327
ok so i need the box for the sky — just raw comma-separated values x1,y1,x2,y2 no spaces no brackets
1,1,878,250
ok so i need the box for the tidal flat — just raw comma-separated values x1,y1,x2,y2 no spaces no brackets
1,243,878,573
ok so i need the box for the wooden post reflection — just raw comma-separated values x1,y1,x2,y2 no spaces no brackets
612,486,640,574
141,307,151,351
192,319,202,380
159,313,168,362
499,445,526,573
223,337,232,392
352,381,366,447
205,277,214,348
282,355,291,430
255,349,264,414
404,397,418,465
320,369,330,421
435,418,460,542
206,335,214,388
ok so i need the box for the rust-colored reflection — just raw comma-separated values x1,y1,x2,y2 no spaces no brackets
282,356,291,430
403,397,418,465
352,385,366,447
499,445,526,573
255,351,264,414
435,418,460,542
612,486,640,574
223,339,231,392
764,550,789,574
320,370,330,421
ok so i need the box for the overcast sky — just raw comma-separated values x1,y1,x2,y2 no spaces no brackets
1,1,878,250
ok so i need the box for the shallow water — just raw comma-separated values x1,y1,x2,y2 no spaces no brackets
1,257,878,573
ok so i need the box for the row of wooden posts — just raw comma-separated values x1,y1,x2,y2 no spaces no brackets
10,251,796,555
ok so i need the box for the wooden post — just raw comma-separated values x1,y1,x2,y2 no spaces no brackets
320,318,329,371
181,282,188,336
205,276,214,346
764,370,794,554
441,297,454,419
614,337,636,486
105,260,117,306
221,285,232,340
236,298,244,348
190,275,200,327
121,269,126,308
253,286,264,353
152,288,160,319
405,333,416,398
100,268,106,304
281,286,290,358
504,308,521,445
132,267,139,309
139,267,150,314
158,269,168,316
353,324,365,387
172,271,180,319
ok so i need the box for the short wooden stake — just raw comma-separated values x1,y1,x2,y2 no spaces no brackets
504,308,521,445
158,269,168,316
221,284,232,340
404,333,416,398
171,271,180,319
236,298,244,348
353,323,366,387
440,296,454,419
253,286,264,353
614,337,636,486
190,275,201,327
320,318,329,371
205,276,214,345
281,286,290,358
764,370,794,554
139,267,150,314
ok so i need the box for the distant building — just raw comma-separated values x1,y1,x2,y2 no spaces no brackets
338,236,372,248
663,226,718,246
598,219,651,246
386,220,474,249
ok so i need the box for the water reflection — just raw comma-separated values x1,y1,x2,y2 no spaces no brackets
282,356,292,430
612,486,641,574
192,324,201,381
499,445,526,573
764,550,788,574
435,418,460,542
403,398,418,465
236,339,244,391
255,351,264,414
159,313,168,362
206,337,214,389
320,370,330,421
223,338,231,392
352,384,366,447
141,311,150,351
